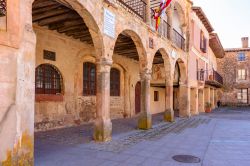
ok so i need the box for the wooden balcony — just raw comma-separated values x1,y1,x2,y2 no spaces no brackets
204,69,223,88
116,0,147,21
173,29,185,51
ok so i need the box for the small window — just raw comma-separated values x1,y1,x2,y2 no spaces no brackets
237,89,248,104
238,69,247,80
110,68,120,96
154,91,159,101
83,62,96,96
200,31,207,53
35,64,62,94
238,53,246,61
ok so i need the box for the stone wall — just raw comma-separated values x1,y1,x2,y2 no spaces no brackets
217,50,250,105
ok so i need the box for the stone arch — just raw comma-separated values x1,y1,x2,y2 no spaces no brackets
172,0,186,34
30,0,104,58
174,58,187,84
112,29,147,71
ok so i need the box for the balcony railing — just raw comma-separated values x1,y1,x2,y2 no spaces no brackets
173,29,185,51
198,69,223,87
150,14,171,39
117,0,146,21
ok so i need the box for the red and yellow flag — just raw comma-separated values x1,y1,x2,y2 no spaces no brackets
153,0,172,31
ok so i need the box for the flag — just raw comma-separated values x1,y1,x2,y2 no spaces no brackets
153,0,172,31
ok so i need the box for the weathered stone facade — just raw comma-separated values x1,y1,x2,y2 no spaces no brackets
0,0,224,163
217,38,250,106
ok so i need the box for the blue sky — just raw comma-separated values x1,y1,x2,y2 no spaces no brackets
193,0,250,48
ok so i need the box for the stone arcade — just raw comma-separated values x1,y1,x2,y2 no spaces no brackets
0,0,224,164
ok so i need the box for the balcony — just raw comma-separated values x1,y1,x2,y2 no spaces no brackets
173,29,185,51
116,0,147,21
198,69,223,88
150,15,171,39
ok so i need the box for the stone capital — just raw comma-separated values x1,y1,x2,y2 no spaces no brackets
140,69,152,81
96,58,113,73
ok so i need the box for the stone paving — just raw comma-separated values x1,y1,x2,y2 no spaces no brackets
35,107,250,166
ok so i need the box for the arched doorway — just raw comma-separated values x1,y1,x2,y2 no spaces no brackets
173,58,190,117
173,62,181,117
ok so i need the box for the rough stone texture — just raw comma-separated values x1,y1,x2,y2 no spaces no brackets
217,48,250,106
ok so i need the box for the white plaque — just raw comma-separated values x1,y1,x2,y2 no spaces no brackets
104,8,116,38
171,50,177,59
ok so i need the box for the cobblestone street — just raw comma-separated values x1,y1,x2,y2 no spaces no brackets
35,108,250,166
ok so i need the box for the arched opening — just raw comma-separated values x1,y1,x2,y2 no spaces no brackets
151,50,167,121
173,58,189,117
172,2,185,50
111,30,147,134
173,62,181,117
33,0,103,152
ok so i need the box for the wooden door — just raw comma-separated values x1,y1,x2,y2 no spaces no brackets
135,82,141,114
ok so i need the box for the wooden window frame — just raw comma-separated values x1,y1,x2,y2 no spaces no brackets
35,64,63,95
238,53,246,61
83,62,96,96
154,91,159,102
237,89,248,104
110,68,120,96
238,69,247,80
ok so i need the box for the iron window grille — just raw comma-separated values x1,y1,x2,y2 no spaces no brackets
110,68,120,96
83,62,96,96
0,0,6,17
35,64,62,94
238,53,246,61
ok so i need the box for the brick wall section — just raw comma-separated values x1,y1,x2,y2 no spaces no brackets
217,49,250,105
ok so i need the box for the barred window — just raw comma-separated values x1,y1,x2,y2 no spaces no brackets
83,62,96,96
237,89,248,104
35,64,62,94
238,53,246,61
0,0,6,17
110,68,120,96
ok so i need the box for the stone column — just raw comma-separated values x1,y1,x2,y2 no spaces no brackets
167,6,173,40
94,58,112,142
138,69,152,130
190,88,199,115
198,89,205,113
179,84,191,117
204,87,210,109
214,89,217,108
210,88,215,109
164,82,174,122
145,0,151,25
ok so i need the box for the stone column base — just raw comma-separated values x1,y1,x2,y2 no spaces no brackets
93,118,112,142
164,109,174,122
138,112,152,130
179,111,191,118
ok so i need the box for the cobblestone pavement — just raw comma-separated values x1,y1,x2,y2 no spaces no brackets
35,107,250,166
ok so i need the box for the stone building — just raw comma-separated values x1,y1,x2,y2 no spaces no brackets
0,0,224,164
218,37,250,106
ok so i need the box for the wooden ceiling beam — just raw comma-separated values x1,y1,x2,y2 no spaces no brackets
48,18,83,30
38,12,79,26
32,4,61,15
33,0,58,9
33,8,70,22
57,24,87,33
